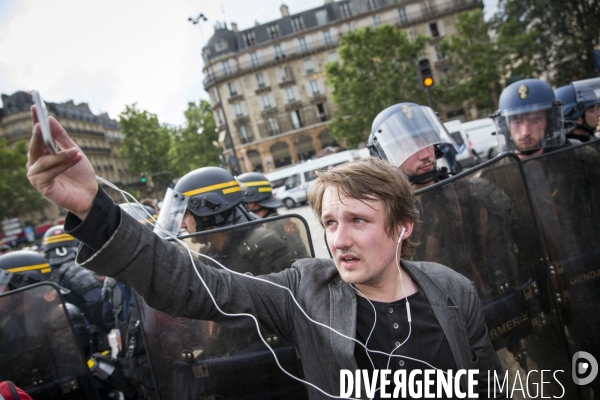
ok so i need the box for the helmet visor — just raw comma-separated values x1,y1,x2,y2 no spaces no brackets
154,188,189,239
372,105,457,167
492,102,564,153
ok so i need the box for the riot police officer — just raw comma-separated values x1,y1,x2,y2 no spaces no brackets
490,78,567,159
555,80,600,143
367,102,453,191
0,250,49,290
237,172,282,218
42,226,111,353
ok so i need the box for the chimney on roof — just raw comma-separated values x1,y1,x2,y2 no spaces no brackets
280,4,290,17
324,0,333,4
231,22,238,32
255,21,260,26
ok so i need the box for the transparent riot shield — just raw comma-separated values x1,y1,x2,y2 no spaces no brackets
137,215,313,399
522,141,600,397
0,282,100,400
414,154,579,398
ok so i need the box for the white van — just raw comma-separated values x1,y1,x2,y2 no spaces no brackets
269,150,364,208
443,120,475,168
461,118,499,160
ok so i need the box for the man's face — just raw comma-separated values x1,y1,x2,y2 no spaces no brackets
321,187,405,290
246,202,268,217
180,210,211,244
509,111,546,151
581,104,600,131
400,146,436,177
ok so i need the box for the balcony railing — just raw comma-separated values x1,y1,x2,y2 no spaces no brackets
202,0,482,88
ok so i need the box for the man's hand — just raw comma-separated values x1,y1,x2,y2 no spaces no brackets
26,106,98,220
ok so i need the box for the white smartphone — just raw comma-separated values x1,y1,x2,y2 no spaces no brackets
31,90,58,155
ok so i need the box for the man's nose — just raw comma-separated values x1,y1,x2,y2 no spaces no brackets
331,222,353,251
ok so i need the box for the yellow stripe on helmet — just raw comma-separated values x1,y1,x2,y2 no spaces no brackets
43,233,75,245
222,186,242,194
242,180,271,187
7,263,50,274
183,180,239,197
258,187,273,192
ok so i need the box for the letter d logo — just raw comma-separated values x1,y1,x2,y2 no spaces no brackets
572,351,598,385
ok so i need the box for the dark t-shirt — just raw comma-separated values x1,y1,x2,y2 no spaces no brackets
354,288,456,399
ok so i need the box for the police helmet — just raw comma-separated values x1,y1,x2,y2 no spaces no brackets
42,225,79,266
155,167,252,237
0,250,50,290
369,103,455,167
237,172,283,209
491,79,564,153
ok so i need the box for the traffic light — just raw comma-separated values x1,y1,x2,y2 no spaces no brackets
416,59,434,89
140,173,147,184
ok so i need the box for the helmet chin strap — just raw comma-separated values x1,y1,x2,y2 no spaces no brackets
408,167,450,185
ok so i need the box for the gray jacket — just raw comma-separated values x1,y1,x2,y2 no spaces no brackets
77,211,503,399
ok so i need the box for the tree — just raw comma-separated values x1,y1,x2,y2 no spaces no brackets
0,139,46,223
118,104,172,187
492,0,600,86
439,10,505,112
168,100,221,177
325,25,428,148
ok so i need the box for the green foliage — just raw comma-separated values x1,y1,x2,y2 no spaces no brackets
167,100,221,177
0,139,46,221
119,104,173,186
492,0,600,86
439,10,503,111
325,25,428,148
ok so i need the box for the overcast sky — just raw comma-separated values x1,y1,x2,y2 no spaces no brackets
0,0,498,127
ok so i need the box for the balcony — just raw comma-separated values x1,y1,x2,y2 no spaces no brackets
227,93,244,104
261,106,278,118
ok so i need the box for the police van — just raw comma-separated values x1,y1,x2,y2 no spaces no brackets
267,150,364,208
444,119,499,166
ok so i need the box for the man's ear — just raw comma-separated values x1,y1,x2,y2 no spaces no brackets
576,116,584,126
399,222,415,240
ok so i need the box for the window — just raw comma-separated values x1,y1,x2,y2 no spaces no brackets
215,39,228,52
256,73,266,88
243,31,256,46
233,102,243,117
267,117,279,136
222,60,234,75
309,80,320,95
398,8,408,24
323,30,333,45
441,68,449,84
239,125,252,144
298,37,309,53
317,103,327,121
211,87,220,103
430,22,440,38
435,44,446,60
291,110,302,129
250,52,260,67
291,16,304,31
274,44,285,59
261,94,272,109
340,2,352,18
368,0,378,10
216,109,225,125
280,66,292,81
423,1,434,15
285,87,296,102
327,52,339,63
371,15,380,27
228,82,238,96
316,10,328,25
268,23,279,39
304,58,315,74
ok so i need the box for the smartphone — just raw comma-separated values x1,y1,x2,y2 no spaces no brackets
31,90,58,155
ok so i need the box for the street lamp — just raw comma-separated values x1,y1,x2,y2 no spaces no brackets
188,13,208,44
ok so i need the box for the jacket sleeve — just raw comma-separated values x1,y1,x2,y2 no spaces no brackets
70,193,300,341
465,281,508,399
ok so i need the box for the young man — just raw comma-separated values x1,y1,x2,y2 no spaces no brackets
26,110,503,399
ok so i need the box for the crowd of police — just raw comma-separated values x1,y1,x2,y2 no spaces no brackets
1,76,599,399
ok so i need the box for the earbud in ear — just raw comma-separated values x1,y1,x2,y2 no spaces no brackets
398,226,406,243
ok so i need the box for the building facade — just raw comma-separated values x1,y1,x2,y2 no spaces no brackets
201,0,483,173
0,91,137,227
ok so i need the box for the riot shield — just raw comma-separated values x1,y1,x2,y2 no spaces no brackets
138,215,313,399
414,154,579,398
0,282,100,399
522,141,600,397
